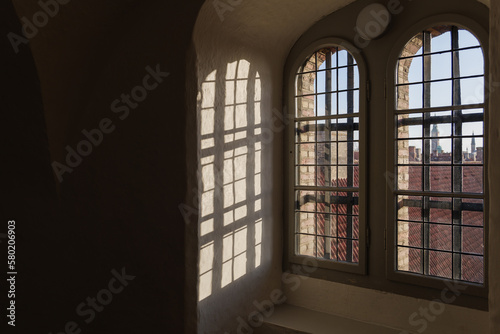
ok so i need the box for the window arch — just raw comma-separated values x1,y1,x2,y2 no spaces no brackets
390,24,487,286
288,40,367,274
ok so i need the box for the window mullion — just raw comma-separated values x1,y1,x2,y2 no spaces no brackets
451,26,463,280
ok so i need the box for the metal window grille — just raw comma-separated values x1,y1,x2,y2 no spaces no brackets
294,47,361,264
394,25,485,283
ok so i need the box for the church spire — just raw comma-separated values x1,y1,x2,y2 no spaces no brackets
471,132,476,154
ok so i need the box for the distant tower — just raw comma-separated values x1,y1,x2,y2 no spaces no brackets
471,132,476,154
431,124,440,154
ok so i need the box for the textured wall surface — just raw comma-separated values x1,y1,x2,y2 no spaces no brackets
489,1,500,332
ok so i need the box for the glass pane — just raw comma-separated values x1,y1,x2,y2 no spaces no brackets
398,247,422,274
398,139,423,165
317,119,337,142
398,166,423,191
462,166,483,194
429,224,452,251
317,166,337,187
316,71,330,93
296,144,315,165
296,121,315,143
429,197,452,224
428,111,452,137
330,69,338,91
338,49,348,67
427,138,452,163
457,48,484,77
297,72,316,95
430,80,452,107
397,195,423,221
296,166,315,186
398,221,422,247
462,121,483,136
296,96,315,118
462,226,484,255
353,67,360,89
296,190,316,212
398,56,423,84
430,29,451,53
338,67,348,91
428,250,452,279
397,84,422,110
296,212,315,234
462,137,484,163
458,29,481,49
317,142,335,165
461,255,484,283
317,47,337,70
429,53,452,80
316,213,336,237
429,166,452,192
398,114,423,139
462,198,483,226
297,234,316,257
338,91,358,114
401,33,423,57
299,53,316,73
458,77,484,105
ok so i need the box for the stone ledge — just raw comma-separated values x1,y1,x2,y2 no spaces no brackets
255,304,406,334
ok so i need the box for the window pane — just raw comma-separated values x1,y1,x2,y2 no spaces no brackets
299,53,316,73
398,56,423,84
458,29,481,49
296,144,315,165
462,166,483,194
398,114,423,139
398,221,422,247
317,166,337,187
316,71,330,94
293,46,362,266
462,198,484,226
397,84,422,110
398,247,422,274
429,53,452,80
296,212,315,234
296,96,315,118
462,226,484,255
430,29,451,53
457,48,484,77
296,190,316,212
429,166,452,192
398,166,423,191
430,81,452,107
296,121,315,143
429,197,452,224
297,234,316,257
461,255,484,284
458,77,484,105
429,224,452,251
394,26,485,284
296,166,315,186
297,72,316,95
397,195,423,221
428,250,452,279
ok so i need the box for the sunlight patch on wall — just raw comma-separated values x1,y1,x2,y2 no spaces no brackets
198,60,264,302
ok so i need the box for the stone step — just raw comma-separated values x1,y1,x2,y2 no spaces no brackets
254,304,405,334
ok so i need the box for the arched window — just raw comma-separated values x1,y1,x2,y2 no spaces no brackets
391,25,486,285
288,41,367,273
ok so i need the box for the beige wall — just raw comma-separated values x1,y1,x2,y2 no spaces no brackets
489,0,500,332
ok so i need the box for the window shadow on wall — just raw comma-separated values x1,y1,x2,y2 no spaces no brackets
198,59,265,303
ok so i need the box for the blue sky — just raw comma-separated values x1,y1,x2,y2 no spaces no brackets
312,30,484,154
